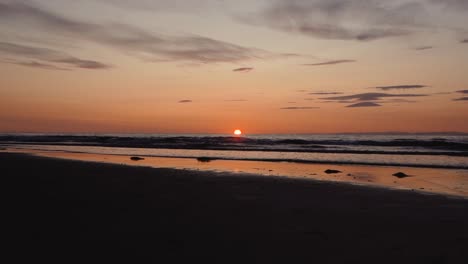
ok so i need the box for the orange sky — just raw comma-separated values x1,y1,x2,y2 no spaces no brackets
1,0,468,134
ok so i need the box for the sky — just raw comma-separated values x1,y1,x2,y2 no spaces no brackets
0,0,467,134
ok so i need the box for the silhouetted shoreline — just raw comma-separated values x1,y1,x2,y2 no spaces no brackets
4,152,468,263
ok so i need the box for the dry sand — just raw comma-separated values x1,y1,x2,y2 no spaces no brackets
3,152,468,263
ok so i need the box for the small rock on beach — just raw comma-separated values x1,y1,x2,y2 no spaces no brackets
197,157,215,163
393,172,410,178
325,169,342,174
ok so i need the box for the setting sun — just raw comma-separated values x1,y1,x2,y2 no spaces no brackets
234,129,242,136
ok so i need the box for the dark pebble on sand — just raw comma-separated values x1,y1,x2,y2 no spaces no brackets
325,169,342,174
393,172,410,178
130,156,144,161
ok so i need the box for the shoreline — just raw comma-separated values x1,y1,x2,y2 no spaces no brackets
3,141,468,157
4,152,468,262
4,143,468,169
4,147,468,198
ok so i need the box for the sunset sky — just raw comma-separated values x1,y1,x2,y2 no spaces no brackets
1,0,468,134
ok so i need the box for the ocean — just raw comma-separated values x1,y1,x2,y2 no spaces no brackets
1,133,467,169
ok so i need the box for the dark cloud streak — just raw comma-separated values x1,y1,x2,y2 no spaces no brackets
0,41,111,70
347,102,382,108
233,67,253,72
413,46,433,50
303,60,356,66
52,57,111,69
321,92,428,101
1,59,69,71
375,85,427,91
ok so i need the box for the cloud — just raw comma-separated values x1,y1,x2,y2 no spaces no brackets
0,2,270,64
233,67,253,72
380,99,418,103
303,60,356,66
457,90,468,94
51,57,110,69
430,0,468,11
322,97,418,105
280,53,303,57
241,0,426,41
94,0,223,13
453,97,468,101
0,41,111,70
346,102,382,108
1,59,69,70
321,92,428,101
178,100,192,103
280,106,319,110
462,39,468,43
321,100,356,104
413,46,433,50
375,85,427,91
309,92,344,95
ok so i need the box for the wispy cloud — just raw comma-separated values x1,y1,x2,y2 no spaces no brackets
0,2,272,64
346,102,382,108
303,60,356,66
0,41,111,70
178,100,192,103
321,92,428,101
94,0,225,13
413,46,433,50
233,67,253,72
280,106,319,110
462,39,468,43
457,90,468,94
241,0,428,41
380,99,418,103
453,97,468,101
375,85,427,91
52,57,110,69
1,59,69,71
430,0,468,11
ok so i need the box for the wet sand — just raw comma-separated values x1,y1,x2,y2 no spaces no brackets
3,152,468,263
6,147,468,197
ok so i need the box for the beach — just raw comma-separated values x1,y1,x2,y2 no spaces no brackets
4,152,468,263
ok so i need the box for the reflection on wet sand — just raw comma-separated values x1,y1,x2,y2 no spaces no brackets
4,148,467,198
